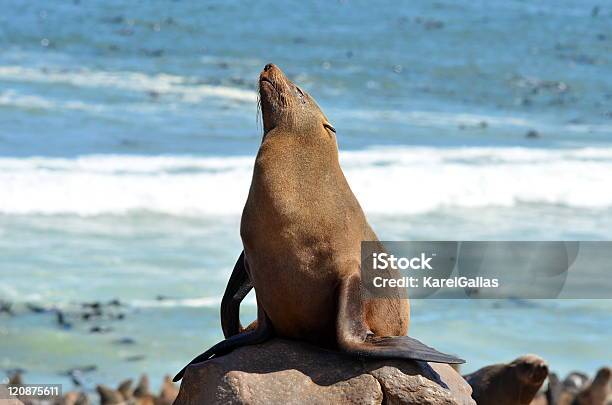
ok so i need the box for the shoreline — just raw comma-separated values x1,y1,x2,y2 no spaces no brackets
1,297,610,386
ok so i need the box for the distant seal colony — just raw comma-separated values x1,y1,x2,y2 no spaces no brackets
174,64,463,381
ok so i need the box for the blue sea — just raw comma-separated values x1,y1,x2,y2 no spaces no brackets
1,0,611,393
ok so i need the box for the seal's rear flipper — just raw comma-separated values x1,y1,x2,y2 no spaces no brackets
173,307,273,382
220,251,254,338
346,335,464,364
336,274,464,364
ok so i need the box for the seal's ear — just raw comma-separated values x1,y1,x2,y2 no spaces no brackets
323,123,336,133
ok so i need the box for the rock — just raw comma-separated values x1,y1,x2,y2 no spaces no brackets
113,337,136,345
370,366,457,404
26,303,49,313
107,299,122,307
125,355,146,362
63,365,97,387
89,326,113,334
55,310,72,329
82,302,102,310
0,300,14,316
175,338,474,405
62,365,98,375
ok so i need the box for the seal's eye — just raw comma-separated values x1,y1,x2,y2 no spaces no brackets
324,123,336,133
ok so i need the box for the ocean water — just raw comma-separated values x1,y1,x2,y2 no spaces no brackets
1,0,611,394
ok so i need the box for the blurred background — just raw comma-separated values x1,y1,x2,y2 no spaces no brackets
0,0,611,391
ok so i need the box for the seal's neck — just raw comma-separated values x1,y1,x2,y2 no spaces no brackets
258,129,339,172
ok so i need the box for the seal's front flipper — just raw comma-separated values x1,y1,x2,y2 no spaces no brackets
221,251,254,338
336,274,464,364
173,306,273,382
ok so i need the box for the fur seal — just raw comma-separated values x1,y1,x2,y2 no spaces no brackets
464,354,549,405
174,63,463,381
573,366,611,405
96,374,176,405
546,367,611,405
547,371,589,405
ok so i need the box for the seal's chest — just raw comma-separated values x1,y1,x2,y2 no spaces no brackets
250,171,338,224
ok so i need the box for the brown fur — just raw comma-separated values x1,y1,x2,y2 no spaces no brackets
159,375,179,404
241,64,409,348
464,354,548,405
574,367,611,405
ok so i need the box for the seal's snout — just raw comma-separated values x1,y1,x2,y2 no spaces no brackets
258,63,290,132
512,354,549,385
532,362,548,382
259,63,290,105
523,357,548,383
259,63,286,84
257,63,312,133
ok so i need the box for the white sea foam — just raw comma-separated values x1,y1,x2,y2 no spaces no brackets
341,109,612,134
0,65,256,103
1,147,612,216
0,90,107,112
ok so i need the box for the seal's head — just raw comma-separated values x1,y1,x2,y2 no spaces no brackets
574,367,611,405
511,354,549,386
258,63,336,138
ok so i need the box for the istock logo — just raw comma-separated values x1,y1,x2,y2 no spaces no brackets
372,252,434,270
363,241,612,300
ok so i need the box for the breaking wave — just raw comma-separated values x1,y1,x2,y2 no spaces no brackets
2,147,612,216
